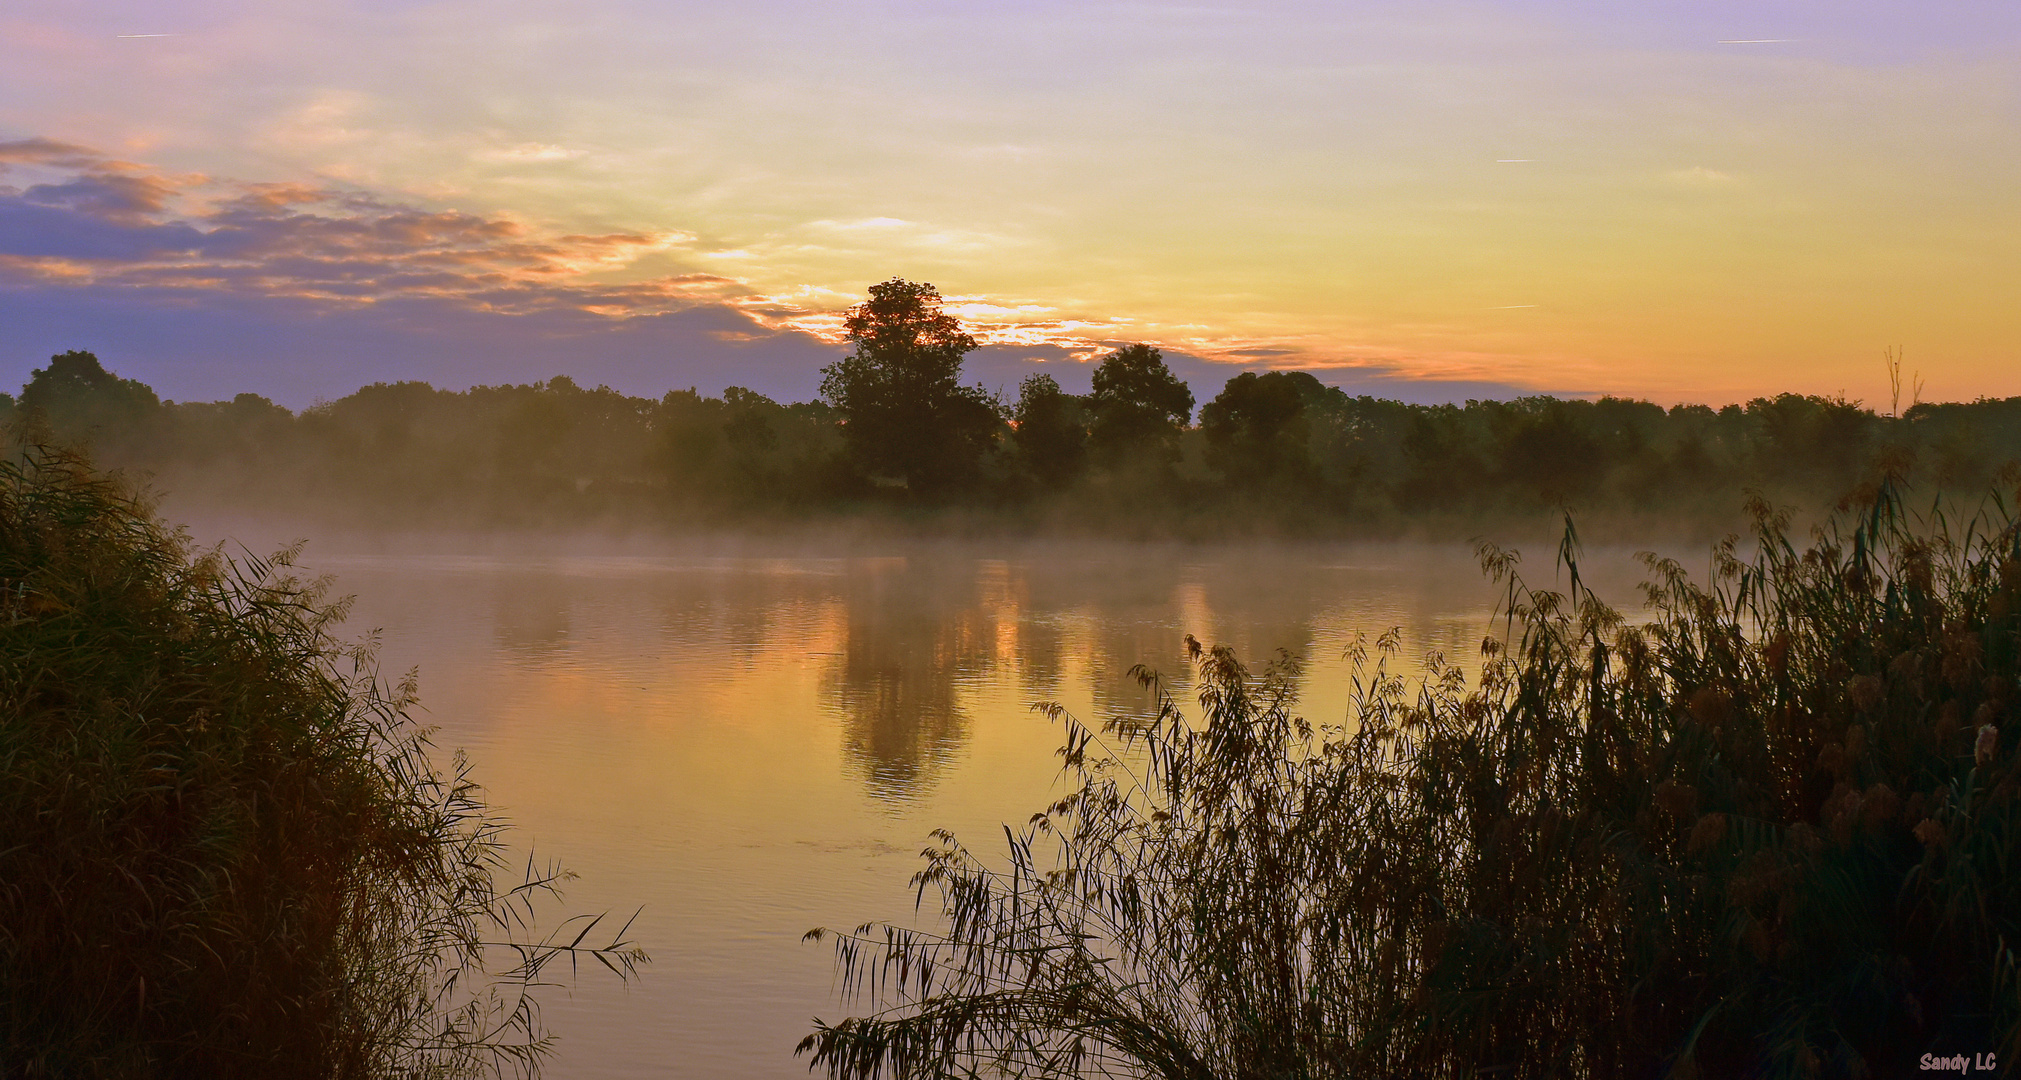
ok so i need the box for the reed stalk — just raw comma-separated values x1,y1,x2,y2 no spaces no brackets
0,445,644,1079
805,478,2021,1078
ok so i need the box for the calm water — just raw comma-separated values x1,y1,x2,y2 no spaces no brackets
271,536,1645,1078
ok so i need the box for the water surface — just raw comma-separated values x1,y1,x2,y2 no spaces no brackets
286,537,1645,1078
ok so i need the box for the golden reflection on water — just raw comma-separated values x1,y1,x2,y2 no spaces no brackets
298,540,1634,1079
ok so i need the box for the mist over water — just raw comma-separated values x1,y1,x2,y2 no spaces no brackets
184,529,1662,1078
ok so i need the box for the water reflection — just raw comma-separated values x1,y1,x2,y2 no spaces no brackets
493,576,574,654
811,544,1528,799
290,538,1608,1080
823,557,985,799
377,544,1570,804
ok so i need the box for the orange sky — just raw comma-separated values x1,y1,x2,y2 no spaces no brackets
3,1,2018,405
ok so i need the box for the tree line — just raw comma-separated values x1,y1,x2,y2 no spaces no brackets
7,278,2020,535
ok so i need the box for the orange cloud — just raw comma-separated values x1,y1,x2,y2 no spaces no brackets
0,141,1558,401
0,142,762,324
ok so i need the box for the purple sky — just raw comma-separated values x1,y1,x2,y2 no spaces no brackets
4,1,2017,408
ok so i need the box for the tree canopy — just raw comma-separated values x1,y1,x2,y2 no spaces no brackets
1010,373,1088,488
1200,369,1330,485
1087,343,1194,464
818,278,1000,493
13,312,2021,537
17,350,162,455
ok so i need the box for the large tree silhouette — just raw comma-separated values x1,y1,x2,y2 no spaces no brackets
17,350,162,454
1200,369,1329,485
818,279,1000,494
1010,373,1088,487
1087,343,1193,464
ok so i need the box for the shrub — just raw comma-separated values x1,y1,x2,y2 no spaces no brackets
803,481,2021,1078
0,447,642,1079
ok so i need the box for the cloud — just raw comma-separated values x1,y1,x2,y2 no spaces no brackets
0,138,103,170
483,143,589,163
0,199,206,259
1664,166,1739,188
0,275,843,407
815,217,912,231
0,141,853,404
0,141,1553,409
23,170,178,220
0,142,758,315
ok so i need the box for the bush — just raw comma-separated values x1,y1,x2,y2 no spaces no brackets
0,447,642,1079
804,482,2021,1078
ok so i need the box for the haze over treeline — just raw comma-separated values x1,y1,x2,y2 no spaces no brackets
8,281,2019,539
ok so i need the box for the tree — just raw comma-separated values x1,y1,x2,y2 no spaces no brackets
1199,369,1330,485
17,350,163,457
818,279,1001,494
1087,344,1193,465
1010,373,1088,488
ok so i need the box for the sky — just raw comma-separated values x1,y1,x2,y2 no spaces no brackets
2,1,2017,408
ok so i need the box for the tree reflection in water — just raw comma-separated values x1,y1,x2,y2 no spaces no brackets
818,546,1380,802
824,557,986,800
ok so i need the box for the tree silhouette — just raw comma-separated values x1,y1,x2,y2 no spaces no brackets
1010,373,1088,487
1087,344,1193,464
818,279,1001,494
1200,369,1329,485
17,350,162,453
16,335,2021,533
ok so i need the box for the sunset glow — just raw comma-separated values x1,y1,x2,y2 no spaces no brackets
4,1,2018,405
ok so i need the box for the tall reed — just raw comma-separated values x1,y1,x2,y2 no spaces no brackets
803,478,2021,1078
0,446,643,1079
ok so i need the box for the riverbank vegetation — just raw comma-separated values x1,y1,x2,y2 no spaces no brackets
804,479,2021,1077
7,282,2020,538
0,446,643,1078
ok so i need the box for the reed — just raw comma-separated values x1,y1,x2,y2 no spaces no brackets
803,476,2021,1078
0,446,643,1079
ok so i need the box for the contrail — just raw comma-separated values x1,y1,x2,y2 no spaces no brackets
1718,39,1794,44
1495,159,1533,163
116,33,178,38
1490,305,1537,309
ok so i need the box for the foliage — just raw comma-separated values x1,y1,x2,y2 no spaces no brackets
17,351,163,459
1087,344,1195,467
819,279,1002,494
802,479,2021,1078
1199,369,1328,487
1010,374,1089,489
0,446,644,1079
15,338,2021,535
657,385,846,511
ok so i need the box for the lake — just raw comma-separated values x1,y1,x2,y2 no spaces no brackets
268,535,1655,1078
